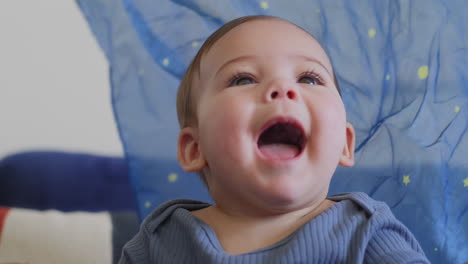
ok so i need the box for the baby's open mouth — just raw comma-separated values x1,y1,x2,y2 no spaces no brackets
257,118,306,160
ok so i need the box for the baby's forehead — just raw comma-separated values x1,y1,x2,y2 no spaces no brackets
199,19,335,80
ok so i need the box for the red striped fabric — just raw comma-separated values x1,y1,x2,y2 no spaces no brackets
0,207,10,240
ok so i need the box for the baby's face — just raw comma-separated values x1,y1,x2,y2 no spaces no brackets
193,19,354,212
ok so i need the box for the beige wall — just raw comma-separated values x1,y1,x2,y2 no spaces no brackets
0,1,123,158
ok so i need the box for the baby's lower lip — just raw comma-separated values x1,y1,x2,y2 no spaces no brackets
256,143,304,163
258,143,299,160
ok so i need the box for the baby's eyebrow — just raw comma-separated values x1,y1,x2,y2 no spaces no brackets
214,54,333,79
215,55,256,79
291,55,333,77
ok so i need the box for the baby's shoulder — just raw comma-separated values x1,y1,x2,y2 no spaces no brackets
326,193,429,262
327,192,396,220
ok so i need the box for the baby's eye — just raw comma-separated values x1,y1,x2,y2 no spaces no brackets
297,72,323,86
228,74,256,87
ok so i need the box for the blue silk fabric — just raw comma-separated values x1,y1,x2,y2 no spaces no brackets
77,0,468,262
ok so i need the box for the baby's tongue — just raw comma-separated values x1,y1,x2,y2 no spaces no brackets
259,143,298,160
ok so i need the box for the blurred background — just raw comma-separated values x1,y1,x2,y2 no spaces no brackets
0,1,123,159
0,3,134,263
0,1,466,263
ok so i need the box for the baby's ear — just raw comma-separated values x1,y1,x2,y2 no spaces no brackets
177,127,206,172
338,122,355,167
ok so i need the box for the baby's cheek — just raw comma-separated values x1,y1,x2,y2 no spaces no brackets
308,97,347,153
216,110,254,162
199,106,235,147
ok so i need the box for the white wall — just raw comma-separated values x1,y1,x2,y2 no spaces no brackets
0,1,124,158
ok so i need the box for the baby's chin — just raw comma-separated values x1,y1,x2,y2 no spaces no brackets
246,177,330,212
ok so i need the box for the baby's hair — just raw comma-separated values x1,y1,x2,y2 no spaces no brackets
176,15,341,129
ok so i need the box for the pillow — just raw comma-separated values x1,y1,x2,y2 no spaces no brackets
0,207,138,264
77,0,468,263
0,151,136,212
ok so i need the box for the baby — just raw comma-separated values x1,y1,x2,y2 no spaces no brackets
119,15,429,263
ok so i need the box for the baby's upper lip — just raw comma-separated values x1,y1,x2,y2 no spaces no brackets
258,116,304,136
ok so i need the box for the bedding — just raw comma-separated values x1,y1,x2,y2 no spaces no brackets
76,0,468,263
0,207,138,264
0,151,139,263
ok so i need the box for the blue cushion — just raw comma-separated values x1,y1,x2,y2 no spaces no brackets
0,151,136,212
77,0,468,263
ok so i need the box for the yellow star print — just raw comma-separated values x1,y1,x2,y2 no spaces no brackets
168,173,178,183
464,177,468,187
418,66,429,79
260,1,269,9
403,175,411,185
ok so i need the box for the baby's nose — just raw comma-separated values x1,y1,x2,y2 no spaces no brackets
270,89,297,100
265,79,298,102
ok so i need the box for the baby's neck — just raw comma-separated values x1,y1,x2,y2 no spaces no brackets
191,199,336,255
